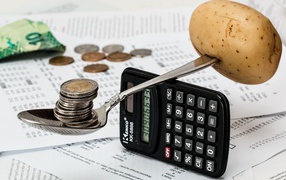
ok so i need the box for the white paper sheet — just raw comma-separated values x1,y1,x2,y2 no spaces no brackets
0,0,209,15
0,8,193,39
225,113,286,179
1,0,285,45
1,113,286,179
233,149,286,180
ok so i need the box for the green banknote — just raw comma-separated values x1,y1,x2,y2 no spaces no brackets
0,19,65,60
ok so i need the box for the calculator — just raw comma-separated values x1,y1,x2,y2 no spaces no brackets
119,67,230,178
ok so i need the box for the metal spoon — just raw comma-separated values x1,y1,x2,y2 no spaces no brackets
17,55,217,134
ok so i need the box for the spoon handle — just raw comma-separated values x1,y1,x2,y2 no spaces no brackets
105,55,217,110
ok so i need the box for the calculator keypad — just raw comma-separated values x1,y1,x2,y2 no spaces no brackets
164,87,228,176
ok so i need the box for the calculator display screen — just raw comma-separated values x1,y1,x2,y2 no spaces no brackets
141,89,151,143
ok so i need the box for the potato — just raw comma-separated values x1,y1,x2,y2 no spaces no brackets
189,0,282,84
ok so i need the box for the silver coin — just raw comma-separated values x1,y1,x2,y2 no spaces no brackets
74,44,100,54
65,119,98,128
54,108,91,119
53,107,89,119
65,120,98,128
102,44,124,54
65,116,97,127
58,100,92,110
54,109,91,123
59,92,97,103
130,49,152,58
64,112,98,128
54,101,93,115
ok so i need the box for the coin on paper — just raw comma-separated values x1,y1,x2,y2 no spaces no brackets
106,52,131,62
102,44,124,54
61,79,99,97
83,64,109,73
74,44,100,54
130,49,152,58
81,52,106,62
49,56,74,66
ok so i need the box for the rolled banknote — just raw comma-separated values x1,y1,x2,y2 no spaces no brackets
0,19,65,60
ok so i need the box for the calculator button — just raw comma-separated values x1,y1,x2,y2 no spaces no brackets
207,130,216,143
208,115,217,128
195,156,203,169
196,127,205,139
197,112,205,125
174,150,182,162
175,121,183,133
185,139,193,151
176,91,184,103
186,109,194,121
187,94,195,106
174,135,183,147
165,147,171,159
185,124,194,136
206,160,215,172
166,103,172,115
175,106,183,118
167,88,173,100
184,153,193,166
195,142,204,154
165,133,171,144
197,97,206,109
209,100,218,113
207,145,215,158
166,118,172,130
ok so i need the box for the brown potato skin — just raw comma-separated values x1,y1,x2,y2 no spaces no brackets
189,0,282,84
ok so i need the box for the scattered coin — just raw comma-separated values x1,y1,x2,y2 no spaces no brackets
74,44,100,54
106,52,131,62
49,56,74,66
102,44,124,54
130,49,152,58
81,51,106,62
83,64,109,73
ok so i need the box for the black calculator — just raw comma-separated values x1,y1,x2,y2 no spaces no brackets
119,67,230,178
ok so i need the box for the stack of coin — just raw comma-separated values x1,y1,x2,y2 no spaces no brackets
53,79,99,128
